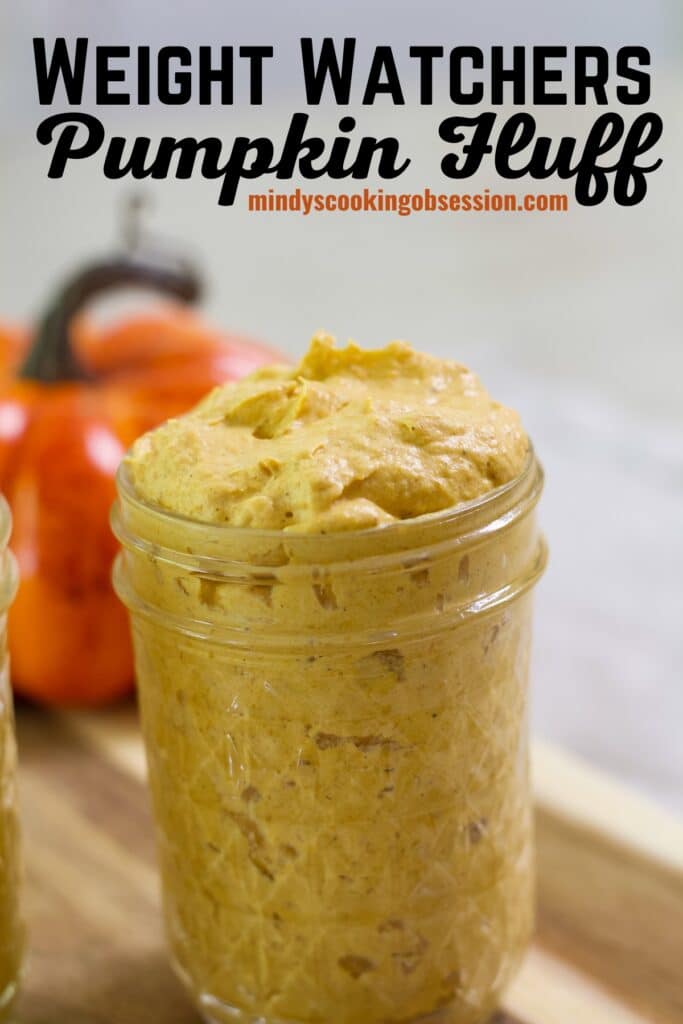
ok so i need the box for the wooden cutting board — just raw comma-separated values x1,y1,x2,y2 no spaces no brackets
11,704,683,1024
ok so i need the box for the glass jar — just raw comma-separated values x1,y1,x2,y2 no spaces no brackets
0,497,23,1020
112,451,546,1024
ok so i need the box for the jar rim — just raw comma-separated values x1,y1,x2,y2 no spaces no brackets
112,448,546,644
0,496,18,612
115,443,539,554
0,496,11,553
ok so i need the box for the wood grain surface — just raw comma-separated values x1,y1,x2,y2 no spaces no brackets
10,704,683,1024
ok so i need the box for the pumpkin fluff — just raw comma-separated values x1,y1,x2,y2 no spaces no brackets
119,335,541,1024
0,621,23,1019
127,333,528,530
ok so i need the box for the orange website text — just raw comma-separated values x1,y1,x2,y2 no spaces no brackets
247,187,569,216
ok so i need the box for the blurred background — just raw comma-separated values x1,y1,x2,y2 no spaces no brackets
1,1,681,810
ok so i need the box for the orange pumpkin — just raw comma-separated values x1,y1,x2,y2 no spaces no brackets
0,251,279,706
0,325,28,378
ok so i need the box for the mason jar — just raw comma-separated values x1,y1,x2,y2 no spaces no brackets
0,497,23,1020
112,450,546,1024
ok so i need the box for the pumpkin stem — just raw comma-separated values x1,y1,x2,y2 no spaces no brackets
20,224,202,383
